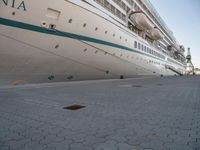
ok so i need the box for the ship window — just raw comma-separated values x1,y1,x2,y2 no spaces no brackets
83,23,87,27
95,27,98,31
104,0,110,9
116,9,121,18
111,5,115,13
122,14,126,21
95,0,126,22
113,33,115,37
141,45,143,51
144,46,146,52
105,31,108,34
49,24,56,29
122,2,126,10
134,41,137,48
96,0,104,5
68,19,72,23
138,43,140,50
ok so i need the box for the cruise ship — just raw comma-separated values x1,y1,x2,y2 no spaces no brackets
0,0,186,85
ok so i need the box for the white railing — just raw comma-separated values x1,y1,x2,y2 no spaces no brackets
142,0,177,44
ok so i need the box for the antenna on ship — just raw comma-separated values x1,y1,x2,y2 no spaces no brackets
186,48,194,75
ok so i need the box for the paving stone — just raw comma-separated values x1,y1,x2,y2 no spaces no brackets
69,143,93,150
83,135,106,146
4,138,30,150
116,143,138,150
106,134,127,143
47,140,71,150
94,140,118,150
0,145,10,150
20,141,44,150
40,135,65,145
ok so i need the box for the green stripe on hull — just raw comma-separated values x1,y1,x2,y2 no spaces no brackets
0,17,163,61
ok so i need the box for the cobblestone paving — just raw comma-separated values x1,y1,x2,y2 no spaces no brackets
0,76,200,150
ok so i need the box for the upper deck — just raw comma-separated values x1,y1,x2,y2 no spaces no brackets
93,0,186,65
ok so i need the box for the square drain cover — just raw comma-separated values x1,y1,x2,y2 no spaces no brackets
63,104,85,110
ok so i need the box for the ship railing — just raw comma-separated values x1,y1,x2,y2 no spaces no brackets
142,0,177,43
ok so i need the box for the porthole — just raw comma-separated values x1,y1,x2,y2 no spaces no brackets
68,19,72,23
49,24,56,29
12,12,16,15
48,75,55,80
120,75,124,79
105,31,108,34
55,44,59,49
95,27,98,31
83,23,86,27
67,75,73,80
41,21,47,27
42,22,46,26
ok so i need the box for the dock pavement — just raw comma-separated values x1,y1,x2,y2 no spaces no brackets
0,76,200,150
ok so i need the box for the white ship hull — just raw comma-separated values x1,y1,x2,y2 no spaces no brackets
0,0,185,85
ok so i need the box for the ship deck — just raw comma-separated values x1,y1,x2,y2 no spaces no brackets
0,76,200,150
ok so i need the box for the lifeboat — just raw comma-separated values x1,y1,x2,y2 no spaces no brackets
151,27,164,40
129,11,154,31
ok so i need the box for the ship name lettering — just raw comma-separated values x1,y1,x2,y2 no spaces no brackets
1,0,27,11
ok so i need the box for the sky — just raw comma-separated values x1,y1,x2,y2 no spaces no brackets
150,0,200,68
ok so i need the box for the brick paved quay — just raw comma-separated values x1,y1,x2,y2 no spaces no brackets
0,76,200,150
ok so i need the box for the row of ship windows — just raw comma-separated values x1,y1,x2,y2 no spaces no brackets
134,41,166,60
167,58,181,66
114,0,140,12
81,47,163,66
68,18,128,42
125,0,136,6
95,0,126,21
68,18,166,61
